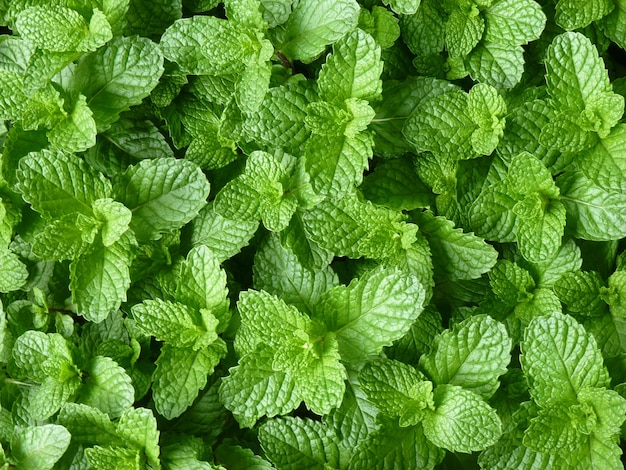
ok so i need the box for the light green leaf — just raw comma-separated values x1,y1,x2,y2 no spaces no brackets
91,198,132,247
577,387,626,438
318,29,383,105
383,0,420,15
514,287,563,323
70,230,135,323
103,118,174,160
538,112,596,154
521,312,610,406
0,247,28,292
253,234,339,315
358,6,401,50
152,342,226,420
544,32,612,112
258,417,340,470
190,205,258,263
419,315,511,399
557,170,626,241
515,199,566,264
404,91,475,160
305,130,373,198
57,403,121,446
11,425,71,470
16,149,111,219
78,356,134,418
415,210,498,281
15,6,112,52
445,7,484,58
176,245,229,327
522,406,586,454
556,0,614,30
48,94,97,153
423,384,502,453
32,213,97,261
561,434,624,470
114,158,209,241
235,289,310,357
578,124,626,193
467,42,525,89
219,344,301,428
276,0,360,63
468,180,517,242
116,407,160,470
12,331,73,383
607,271,626,318
359,358,432,425
84,446,140,470
75,35,163,131
28,375,81,421
553,271,606,316
483,0,546,45
214,444,273,470
131,299,217,350
347,416,445,470
125,0,181,37
160,16,257,75
319,267,425,364
600,0,626,50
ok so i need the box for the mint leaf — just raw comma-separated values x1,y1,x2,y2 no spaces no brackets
422,384,502,453
10,425,71,470
74,35,164,131
521,312,610,406
116,407,160,469
0,247,28,292
77,356,134,418
483,0,546,46
578,124,626,193
557,170,626,241
70,231,135,323
467,42,525,89
319,267,426,364
553,271,607,316
555,0,614,30
258,417,340,470
276,0,360,63
16,149,111,218
152,342,226,419
415,210,498,281
318,29,383,105
419,315,511,399
114,158,210,242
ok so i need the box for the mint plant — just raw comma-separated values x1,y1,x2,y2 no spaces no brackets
1,0,626,469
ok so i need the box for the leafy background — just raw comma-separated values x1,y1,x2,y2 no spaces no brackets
0,0,626,468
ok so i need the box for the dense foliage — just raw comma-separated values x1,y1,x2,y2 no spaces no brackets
1,0,626,468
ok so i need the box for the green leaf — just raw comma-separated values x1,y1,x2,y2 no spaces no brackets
607,271,626,318
555,0,614,30
253,234,339,315
103,118,174,161
0,247,28,292
77,356,134,418
48,94,97,153
152,342,226,419
483,0,546,45
553,271,607,316
57,403,121,447
258,417,340,470
160,16,258,75
578,124,626,193
15,6,112,52
318,29,383,105
84,446,141,470
600,0,626,50
92,198,132,247
276,0,360,63
16,149,111,219
125,0,181,37
445,7,484,58
467,42,525,89
404,91,476,160
131,299,218,350
522,406,587,453
116,407,160,470
544,32,614,113
521,312,610,406
415,210,498,281
319,267,425,364
11,425,71,470
347,416,445,470
74,35,164,131
114,158,209,241
557,170,626,241
176,245,229,327
219,344,301,428
422,384,502,453
359,358,433,425
383,0,420,15
190,205,258,263
419,314,511,399
69,230,135,323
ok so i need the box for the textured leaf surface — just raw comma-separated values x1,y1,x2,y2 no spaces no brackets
419,315,511,399
11,425,71,470
521,312,610,406
258,417,340,470
78,356,134,418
